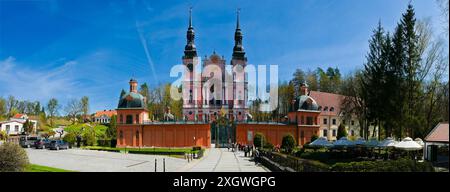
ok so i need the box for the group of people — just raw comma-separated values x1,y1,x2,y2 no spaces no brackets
225,139,262,165
226,141,255,157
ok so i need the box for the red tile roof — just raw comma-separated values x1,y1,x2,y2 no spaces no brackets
425,123,449,143
13,114,25,118
309,91,345,116
94,110,117,118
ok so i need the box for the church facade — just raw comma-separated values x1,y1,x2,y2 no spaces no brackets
181,9,248,123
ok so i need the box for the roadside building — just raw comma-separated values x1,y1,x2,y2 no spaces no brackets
424,122,448,167
93,110,117,124
0,114,38,135
309,91,378,141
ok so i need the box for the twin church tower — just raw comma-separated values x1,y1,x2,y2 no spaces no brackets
182,8,249,122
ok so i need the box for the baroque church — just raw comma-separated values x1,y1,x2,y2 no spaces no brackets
181,9,249,123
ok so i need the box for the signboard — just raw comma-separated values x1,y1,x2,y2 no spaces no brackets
247,131,253,142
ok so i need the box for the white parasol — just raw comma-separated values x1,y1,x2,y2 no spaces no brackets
414,138,424,146
395,137,423,151
378,137,398,148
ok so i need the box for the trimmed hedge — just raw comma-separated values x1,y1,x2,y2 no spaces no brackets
82,146,204,156
331,158,435,172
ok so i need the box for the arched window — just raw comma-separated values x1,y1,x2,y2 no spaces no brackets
136,130,140,145
323,106,328,111
120,115,123,123
126,115,133,124
330,107,335,111
119,130,123,139
136,114,139,124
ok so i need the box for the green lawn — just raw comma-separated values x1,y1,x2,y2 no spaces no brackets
26,164,74,172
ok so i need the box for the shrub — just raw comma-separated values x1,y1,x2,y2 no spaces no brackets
63,132,77,146
0,130,8,141
0,142,29,172
83,130,96,146
331,158,435,172
311,134,318,142
337,124,347,139
281,134,296,154
192,146,202,151
264,142,274,150
253,133,266,148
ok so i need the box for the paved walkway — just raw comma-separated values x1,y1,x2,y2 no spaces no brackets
26,148,187,172
178,148,269,172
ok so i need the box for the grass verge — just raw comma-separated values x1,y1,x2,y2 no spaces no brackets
26,164,74,172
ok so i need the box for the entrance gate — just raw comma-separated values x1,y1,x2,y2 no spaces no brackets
210,122,236,148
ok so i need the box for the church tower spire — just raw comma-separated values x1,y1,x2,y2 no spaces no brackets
184,7,197,59
232,8,246,60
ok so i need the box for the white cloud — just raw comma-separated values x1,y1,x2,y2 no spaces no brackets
0,56,78,102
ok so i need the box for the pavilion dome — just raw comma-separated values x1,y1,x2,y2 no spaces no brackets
295,95,319,111
118,92,146,109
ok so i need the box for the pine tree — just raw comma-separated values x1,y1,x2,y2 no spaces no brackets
401,4,421,137
119,89,126,99
362,22,387,139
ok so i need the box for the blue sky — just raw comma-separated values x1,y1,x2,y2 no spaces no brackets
0,0,446,113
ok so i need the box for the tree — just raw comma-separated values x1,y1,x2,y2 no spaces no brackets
341,71,370,139
46,98,60,128
278,82,295,116
120,89,126,99
281,134,296,153
107,115,117,139
33,101,41,116
6,95,18,117
401,4,422,137
361,22,388,139
337,124,347,140
0,97,6,118
253,133,266,148
291,69,306,97
139,83,150,106
23,119,34,134
64,99,82,124
81,96,89,121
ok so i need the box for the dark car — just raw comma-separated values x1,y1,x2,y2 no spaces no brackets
48,140,69,150
34,139,51,149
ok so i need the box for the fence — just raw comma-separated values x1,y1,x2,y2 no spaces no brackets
259,150,330,172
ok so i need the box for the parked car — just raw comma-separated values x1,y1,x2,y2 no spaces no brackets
48,140,69,150
19,135,40,148
34,139,52,149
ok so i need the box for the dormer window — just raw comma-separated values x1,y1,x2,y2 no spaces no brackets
323,106,328,111
330,107,334,111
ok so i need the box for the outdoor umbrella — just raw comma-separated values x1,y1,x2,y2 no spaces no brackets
378,137,398,160
395,137,423,151
365,138,379,148
333,137,354,147
309,137,333,148
354,137,366,145
414,138,424,146
378,137,398,148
